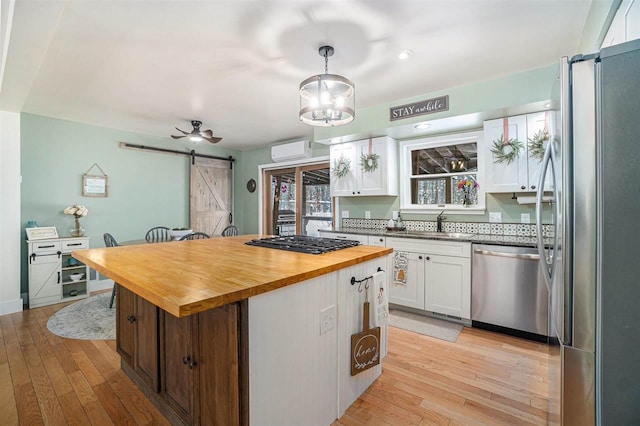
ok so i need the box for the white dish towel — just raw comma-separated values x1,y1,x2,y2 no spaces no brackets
370,270,389,327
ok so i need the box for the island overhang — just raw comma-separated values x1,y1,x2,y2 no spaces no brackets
73,234,392,317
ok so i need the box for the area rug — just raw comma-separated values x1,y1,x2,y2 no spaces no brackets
47,292,115,340
389,309,463,343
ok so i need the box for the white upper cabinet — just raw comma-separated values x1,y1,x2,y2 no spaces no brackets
483,111,552,193
601,0,640,48
330,136,398,197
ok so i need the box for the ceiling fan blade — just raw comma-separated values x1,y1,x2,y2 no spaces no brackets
204,136,222,144
171,134,186,139
174,127,190,135
201,129,213,137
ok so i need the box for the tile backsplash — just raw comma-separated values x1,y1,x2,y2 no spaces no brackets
341,218,553,237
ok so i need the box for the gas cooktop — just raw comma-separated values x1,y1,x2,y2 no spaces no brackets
245,235,360,255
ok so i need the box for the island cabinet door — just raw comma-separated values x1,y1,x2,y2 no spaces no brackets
196,303,241,426
116,284,135,367
161,312,196,425
135,296,159,391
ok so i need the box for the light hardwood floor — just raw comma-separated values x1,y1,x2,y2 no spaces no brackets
1,298,558,425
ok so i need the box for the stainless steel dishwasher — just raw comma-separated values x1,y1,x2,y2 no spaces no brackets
472,244,549,341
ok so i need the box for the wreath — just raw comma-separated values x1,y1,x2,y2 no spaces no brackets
332,155,351,178
360,152,380,173
491,135,524,165
528,129,549,162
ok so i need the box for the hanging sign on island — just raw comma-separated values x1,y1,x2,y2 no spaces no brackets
389,95,449,121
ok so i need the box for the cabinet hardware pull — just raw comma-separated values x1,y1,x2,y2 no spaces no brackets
57,272,61,284
530,185,536,190
521,185,526,190
426,256,430,261
127,315,136,323
418,255,423,260
39,245,55,248
68,243,82,246
183,356,197,369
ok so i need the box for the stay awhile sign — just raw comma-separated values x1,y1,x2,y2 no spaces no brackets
389,95,449,121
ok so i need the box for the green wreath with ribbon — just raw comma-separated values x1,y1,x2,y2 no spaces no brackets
491,135,524,165
332,155,351,178
359,152,380,173
527,129,549,162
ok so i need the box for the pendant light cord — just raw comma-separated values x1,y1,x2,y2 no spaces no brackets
324,51,329,74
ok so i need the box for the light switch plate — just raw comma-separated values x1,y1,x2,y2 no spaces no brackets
365,211,371,219
489,212,502,223
342,210,349,219
521,213,531,223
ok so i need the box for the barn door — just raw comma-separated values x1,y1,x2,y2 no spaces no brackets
190,158,233,235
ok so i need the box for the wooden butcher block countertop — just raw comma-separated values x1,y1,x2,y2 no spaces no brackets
73,235,392,318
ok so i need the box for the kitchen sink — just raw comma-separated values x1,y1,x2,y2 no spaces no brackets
387,230,475,239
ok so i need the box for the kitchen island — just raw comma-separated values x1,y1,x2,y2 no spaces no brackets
73,235,392,426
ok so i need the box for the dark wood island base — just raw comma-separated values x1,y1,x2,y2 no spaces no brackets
116,285,249,425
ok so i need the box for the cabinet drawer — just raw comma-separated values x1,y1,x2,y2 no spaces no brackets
319,232,369,245
386,237,471,258
368,236,386,247
62,239,89,251
32,241,61,254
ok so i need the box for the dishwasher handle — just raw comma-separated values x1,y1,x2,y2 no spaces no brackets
473,248,540,260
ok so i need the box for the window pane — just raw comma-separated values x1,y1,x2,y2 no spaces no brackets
411,142,478,175
411,174,478,205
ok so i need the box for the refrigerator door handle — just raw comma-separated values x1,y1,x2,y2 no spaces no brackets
536,141,554,292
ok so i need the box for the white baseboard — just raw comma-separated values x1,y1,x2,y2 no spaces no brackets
0,297,23,315
91,279,114,293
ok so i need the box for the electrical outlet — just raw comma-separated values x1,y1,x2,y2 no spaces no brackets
489,212,502,223
365,211,371,219
342,210,349,219
392,210,399,220
521,213,531,223
320,305,336,335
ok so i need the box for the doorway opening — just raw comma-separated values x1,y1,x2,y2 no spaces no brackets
262,162,333,236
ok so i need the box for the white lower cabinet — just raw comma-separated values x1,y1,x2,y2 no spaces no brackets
387,237,471,320
28,237,90,308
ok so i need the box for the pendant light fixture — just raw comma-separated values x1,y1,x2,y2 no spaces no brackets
299,45,355,127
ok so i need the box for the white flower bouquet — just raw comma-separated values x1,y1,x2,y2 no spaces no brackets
64,204,89,218
64,204,88,237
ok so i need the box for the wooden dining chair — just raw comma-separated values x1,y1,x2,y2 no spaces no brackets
145,226,170,242
221,225,239,237
103,233,119,308
179,232,210,241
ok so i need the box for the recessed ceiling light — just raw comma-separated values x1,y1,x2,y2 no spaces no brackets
543,102,551,109
398,49,413,60
414,123,431,129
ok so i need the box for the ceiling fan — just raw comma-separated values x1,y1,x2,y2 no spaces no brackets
171,120,222,144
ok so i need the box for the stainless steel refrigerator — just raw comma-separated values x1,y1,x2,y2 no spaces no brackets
536,39,640,425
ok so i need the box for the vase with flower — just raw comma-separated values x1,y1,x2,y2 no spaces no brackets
64,204,89,237
457,178,479,207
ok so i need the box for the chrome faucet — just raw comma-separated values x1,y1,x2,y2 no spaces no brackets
437,211,446,232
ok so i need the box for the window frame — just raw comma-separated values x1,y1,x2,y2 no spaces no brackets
399,130,486,214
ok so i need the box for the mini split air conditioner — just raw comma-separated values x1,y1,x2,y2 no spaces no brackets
271,140,311,162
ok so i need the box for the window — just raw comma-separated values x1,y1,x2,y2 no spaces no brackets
399,131,485,213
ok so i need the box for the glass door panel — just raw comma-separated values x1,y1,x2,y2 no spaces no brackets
301,166,331,236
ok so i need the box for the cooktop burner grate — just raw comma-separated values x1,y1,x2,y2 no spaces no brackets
245,235,360,255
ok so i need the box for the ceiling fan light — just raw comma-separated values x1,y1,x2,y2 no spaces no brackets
299,45,355,127
190,135,203,142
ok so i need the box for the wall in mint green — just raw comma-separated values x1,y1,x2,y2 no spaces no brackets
314,65,557,142
20,113,241,294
